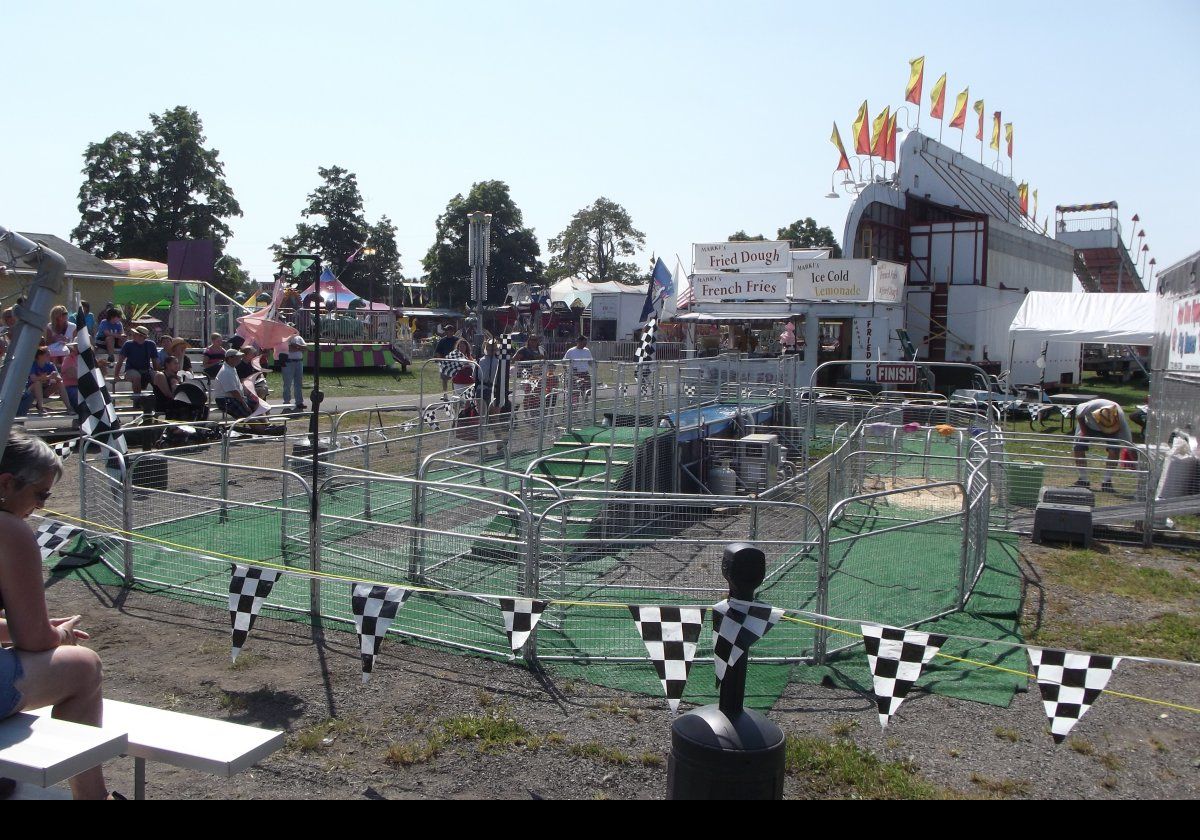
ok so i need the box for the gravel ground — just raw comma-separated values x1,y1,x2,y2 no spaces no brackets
30,534,1200,800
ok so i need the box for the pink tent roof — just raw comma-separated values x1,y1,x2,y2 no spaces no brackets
299,274,392,311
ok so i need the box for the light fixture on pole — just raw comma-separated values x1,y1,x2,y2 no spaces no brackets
826,173,839,199
467,212,492,352
1139,243,1149,272
1147,257,1157,289
1128,213,1140,249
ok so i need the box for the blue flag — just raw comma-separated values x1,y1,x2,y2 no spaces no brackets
640,258,675,322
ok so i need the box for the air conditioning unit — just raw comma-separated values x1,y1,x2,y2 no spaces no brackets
737,433,779,494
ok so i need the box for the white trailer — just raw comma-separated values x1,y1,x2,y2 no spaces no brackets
590,290,647,341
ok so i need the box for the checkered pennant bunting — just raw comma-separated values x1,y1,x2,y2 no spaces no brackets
351,583,411,683
421,403,443,428
34,520,83,561
438,351,471,379
1028,648,1121,743
861,624,948,729
629,606,706,712
635,315,658,364
712,599,784,685
498,597,547,653
228,565,281,662
72,307,126,460
493,333,511,409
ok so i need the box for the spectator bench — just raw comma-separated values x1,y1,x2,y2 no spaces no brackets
8,699,284,799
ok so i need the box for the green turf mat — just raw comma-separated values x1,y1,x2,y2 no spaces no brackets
543,660,795,712
792,534,1027,708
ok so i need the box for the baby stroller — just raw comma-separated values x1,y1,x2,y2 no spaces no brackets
161,381,220,447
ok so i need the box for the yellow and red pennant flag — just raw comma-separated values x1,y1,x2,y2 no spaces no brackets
831,122,852,171
930,73,947,120
1005,123,1013,158
1032,188,1038,220
949,87,969,129
871,106,890,157
1017,182,1029,215
885,111,899,162
906,56,925,105
852,101,872,155
990,111,1002,151
974,100,985,140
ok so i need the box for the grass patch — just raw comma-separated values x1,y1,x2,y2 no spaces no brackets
599,701,643,722
292,718,357,753
1031,613,1200,662
386,733,446,767
639,752,665,768
217,691,247,714
1099,752,1123,772
440,710,532,753
970,773,1031,797
784,735,957,800
569,742,633,766
993,727,1021,743
830,718,860,738
1040,550,1200,603
1068,738,1096,756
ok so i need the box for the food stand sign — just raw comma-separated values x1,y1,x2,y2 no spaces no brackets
875,363,918,385
1169,292,1200,372
692,272,790,303
872,261,907,303
792,259,873,301
692,241,792,274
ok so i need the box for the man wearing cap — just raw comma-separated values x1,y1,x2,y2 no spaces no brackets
1073,398,1133,493
112,326,159,395
435,324,459,393
214,349,253,419
281,335,308,411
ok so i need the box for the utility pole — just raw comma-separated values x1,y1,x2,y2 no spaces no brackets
468,212,492,351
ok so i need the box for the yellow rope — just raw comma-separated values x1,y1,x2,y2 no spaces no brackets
46,510,1200,716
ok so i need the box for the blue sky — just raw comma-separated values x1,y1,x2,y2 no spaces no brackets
5,0,1198,285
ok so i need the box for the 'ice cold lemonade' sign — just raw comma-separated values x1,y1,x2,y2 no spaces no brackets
692,241,792,273
692,272,789,303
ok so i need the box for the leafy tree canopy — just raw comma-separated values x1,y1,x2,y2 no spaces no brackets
548,197,645,284
422,180,542,308
72,106,245,294
777,217,842,257
728,230,766,242
272,166,402,303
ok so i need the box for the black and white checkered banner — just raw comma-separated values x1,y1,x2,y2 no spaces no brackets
630,606,705,712
712,599,784,685
862,624,948,729
498,597,547,653
73,307,126,460
493,333,511,409
438,351,471,380
635,315,658,364
228,565,281,662
51,438,79,459
351,583,411,682
34,520,83,560
1028,648,1121,743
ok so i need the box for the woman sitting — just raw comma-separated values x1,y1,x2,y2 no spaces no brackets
163,337,193,376
201,334,226,379
150,355,182,415
0,431,114,799
23,348,62,416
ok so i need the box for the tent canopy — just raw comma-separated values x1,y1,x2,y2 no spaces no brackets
105,257,168,279
1009,292,1155,345
300,272,391,311
113,280,202,308
549,277,648,310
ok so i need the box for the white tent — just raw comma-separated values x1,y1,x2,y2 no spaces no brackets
1009,292,1156,345
549,277,648,310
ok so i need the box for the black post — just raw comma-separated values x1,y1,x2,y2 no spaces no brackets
308,279,324,512
667,542,786,800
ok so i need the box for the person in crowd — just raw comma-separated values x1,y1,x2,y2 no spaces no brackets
214,349,253,419
562,334,594,389
476,338,501,416
1073,399,1134,493
95,309,124,360
156,336,174,368
201,333,226,379
435,324,459,393
280,335,308,411
779,322,798,356
59,343,81,417
449,338,476,389
0,308,16,357
236,345,263,381
150,354,182,415
23,348,62,416
112,326,158,395
80,301,95,338
163,337,192,375
510,333,544,368
43,305,76,368
0,431,115,799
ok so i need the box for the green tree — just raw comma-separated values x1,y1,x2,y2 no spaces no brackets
273,165,371,290
728,230,766,242
776,217,842,257
548,197,645,284
72,106,244,293
422,180,542,308
357,215,404,306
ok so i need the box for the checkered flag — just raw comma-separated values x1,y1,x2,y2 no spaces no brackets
351,583,411,683
712,599,784,685
635,315,658,365
228,565,281,662
72,307,126,461
498,597,547,653
1028,648,1121,743
492,333,511,410
629,606,706,712
861,624,948,729
438,351,471,380
34,520,83,561
51,438,78,459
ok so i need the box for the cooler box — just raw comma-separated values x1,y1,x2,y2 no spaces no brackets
1005,462,1045,507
